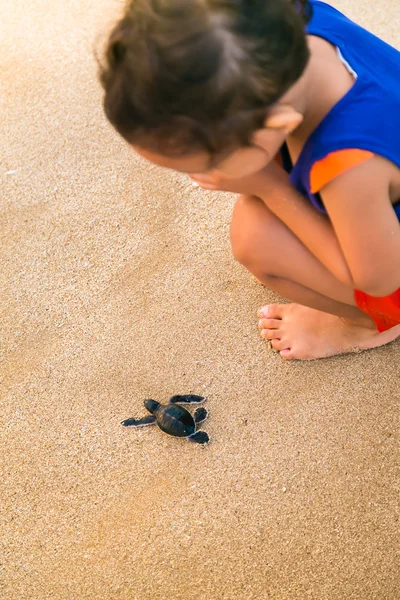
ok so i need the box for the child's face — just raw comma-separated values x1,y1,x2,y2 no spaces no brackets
133,104,302,179
134,143,273,179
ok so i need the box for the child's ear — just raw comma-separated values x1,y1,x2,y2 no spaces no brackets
250,104,304,159
263,104,303,133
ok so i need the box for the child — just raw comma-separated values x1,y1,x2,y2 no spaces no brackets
99,0,400,360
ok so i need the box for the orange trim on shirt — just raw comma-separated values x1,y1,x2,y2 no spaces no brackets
310,149,374,193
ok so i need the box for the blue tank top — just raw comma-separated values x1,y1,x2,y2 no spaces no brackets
282,1,400,218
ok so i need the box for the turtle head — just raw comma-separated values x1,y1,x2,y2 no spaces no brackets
144,399,160,414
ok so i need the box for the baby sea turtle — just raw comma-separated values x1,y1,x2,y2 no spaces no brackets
121,394,209,444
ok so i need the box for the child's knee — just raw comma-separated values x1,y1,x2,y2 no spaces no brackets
230,194,273,267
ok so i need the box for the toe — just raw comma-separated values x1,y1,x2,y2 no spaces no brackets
279,348,296,360
267,303,288,319
260,328,281,340
259,303,288,320
271,338,291,352
258,305,270,319
258,318,281,331
258,304,284,319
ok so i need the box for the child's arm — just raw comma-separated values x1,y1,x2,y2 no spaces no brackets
319,156,400,297
250,162,355,287
253,158,400,296
192,162,355,286
191,156,400,296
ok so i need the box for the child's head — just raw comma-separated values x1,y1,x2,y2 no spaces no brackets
99,0,312,175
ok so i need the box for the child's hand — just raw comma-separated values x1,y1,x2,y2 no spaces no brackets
189,105,302,195
189,156,284,196
189,170,261,195
189,172,225,191
188,143,273,193
189,145,277,195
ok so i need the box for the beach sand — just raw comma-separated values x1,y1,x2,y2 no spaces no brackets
1,1,399,598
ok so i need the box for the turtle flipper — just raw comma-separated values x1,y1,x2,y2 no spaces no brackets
187,431,209,444
193,407,208,424
169,394,205,405
121,416,156,427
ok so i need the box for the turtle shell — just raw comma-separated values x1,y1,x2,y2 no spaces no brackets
156,404,196,437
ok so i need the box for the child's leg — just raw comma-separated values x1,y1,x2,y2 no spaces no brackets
231,194,365,318
230,194,400,359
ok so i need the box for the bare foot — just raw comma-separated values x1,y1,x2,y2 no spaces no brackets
258,303,400,360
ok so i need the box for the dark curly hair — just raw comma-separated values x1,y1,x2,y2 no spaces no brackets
99,0,313,157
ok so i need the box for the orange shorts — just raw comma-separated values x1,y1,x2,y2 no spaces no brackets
354,289,400,332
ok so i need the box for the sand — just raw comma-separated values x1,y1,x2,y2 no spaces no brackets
1,1,399,598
